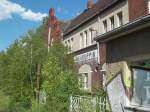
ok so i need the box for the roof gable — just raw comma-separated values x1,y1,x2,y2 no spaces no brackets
64,0,123,36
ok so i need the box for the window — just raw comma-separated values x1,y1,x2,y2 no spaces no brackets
110,16,115,30
103,20,107,33
79,73,88,90
84,31,88,46
71,38,74,49
131,66,150,108
65,41,67,46
71,38,74,41
148,0,150,13
68,39,70,48
117,12,123,27
89,29,93,44
80,33,84,48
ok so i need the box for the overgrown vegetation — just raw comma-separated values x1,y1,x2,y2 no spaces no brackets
0,16,109,111
0,24,47,111
41,42,80,112
0,22,80,111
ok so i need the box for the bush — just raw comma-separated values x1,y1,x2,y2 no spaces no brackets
0,91,10,112
42,42,80,112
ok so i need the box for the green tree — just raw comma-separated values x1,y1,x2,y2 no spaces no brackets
0,24,47,111
42,42,80,112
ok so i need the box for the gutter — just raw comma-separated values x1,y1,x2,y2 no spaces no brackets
63,0,124,36
94,14,150,42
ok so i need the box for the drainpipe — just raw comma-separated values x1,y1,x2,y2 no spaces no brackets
97,42,100,64
97,16,101,64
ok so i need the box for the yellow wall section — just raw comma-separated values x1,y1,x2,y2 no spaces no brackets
122,62,131,88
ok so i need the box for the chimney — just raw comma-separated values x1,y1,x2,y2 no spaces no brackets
47,7,62,48
49,8,55,17
87,0,94,9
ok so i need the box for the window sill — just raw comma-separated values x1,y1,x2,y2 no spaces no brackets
124,104,150,112
80,88,91,92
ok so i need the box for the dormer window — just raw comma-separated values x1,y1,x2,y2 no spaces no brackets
117,12,123,27
103,20,107,33
110,16,115,30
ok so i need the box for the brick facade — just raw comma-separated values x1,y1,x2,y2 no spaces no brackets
75,61,102,93
99,43,107,65
128,0,149,21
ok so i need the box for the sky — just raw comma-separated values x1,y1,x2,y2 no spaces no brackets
0,0,96,51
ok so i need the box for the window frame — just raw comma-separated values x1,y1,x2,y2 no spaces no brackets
110,16,115,30
117,12,123,27
68,39,70,48
78,73,88,90
80,33,84,48
84,30,88,46
126,66,150,111
89,28,93,45
65,41,67,46
71,38,74,49
148,0,150,13
103,20,107,33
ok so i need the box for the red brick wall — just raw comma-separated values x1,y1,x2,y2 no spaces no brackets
99,43,106,65
44,8,61,46
75,61,103,93
128,0,148,21
91,70,102,92
49,8,61,43
99,43,107,90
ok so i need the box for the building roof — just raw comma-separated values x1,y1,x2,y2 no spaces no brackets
94,14,150,42
58,20,72,32
63,0,123,36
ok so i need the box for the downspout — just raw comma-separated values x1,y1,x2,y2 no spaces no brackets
97,42,100,64
97,16,101,64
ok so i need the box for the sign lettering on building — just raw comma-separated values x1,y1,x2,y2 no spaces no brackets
74,50,98,63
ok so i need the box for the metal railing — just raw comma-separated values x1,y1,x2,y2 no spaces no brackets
69,95,106,112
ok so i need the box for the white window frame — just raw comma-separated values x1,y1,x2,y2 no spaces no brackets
110,16,115,30
84,30,88,46
71,38,74,50
65,41,67,47
148,0,150,13
125,66,150,111
78,73,88,90
117,12,123,27
80,33,84,48
68,39,70,48
103,20,107,33
89,29,93,45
